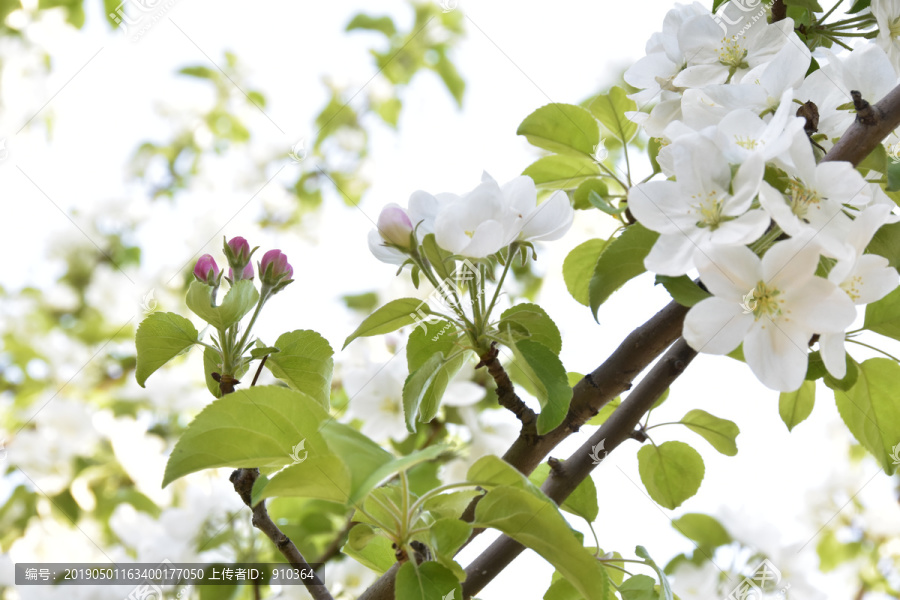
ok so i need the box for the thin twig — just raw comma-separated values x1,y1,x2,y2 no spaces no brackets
476,342,537,434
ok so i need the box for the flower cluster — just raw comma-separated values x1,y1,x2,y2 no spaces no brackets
368,172,574,263
193,237,293,297
625,1,900,391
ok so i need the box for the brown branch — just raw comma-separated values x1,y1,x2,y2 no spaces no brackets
824,84,900,165
462,339,698,597
476,341,537,434
771,0,786,22
230,468,335,600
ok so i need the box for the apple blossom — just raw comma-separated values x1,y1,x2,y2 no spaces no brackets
193,254,220,286
684,239,856,391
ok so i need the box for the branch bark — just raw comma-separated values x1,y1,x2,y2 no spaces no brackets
771,0,787,23
823,85,900,165
462,339,698,597
476,341,538,434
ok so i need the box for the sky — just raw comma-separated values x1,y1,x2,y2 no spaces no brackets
2,0,898,598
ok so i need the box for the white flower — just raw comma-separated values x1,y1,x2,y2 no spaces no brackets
491,174,575,244
671,561,721,600
874,0,900,74
342,355,409,443
684,239,856,391
819,205,900,378
713,90,806,163
628,135,767,275
368,193,451,265
760,131,872,253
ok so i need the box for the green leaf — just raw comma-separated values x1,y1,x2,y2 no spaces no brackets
264,330,334,409
135,312,199,387
589,86,638,144
433,52,465,107
864,286,900,341
350,444,451,505
403,352,444,433
250,456,352,505
319,420,394,500
573,179,609,210
634,545,674,600
185,280,259,332
779,380,816,431
202,346,250,399
509,340,573,435
523,154,602,190
680,409,739,456
345,13,396,36
588,190,628,216
671,513,731,548
648,137,662,174
564,238,607,306
249,346,279,360
405,321,469,426
343,298,429,349
587,396,621,425
530,462,599,521
421,233,455,283
637,441,705,510
824,355,859,392
847,0,870,13
544,576,583,600
499,304,563,355
341,291,379,312
344,524,395,573
619,575,657,600
857,144,887,176
395,561,460,600
865,222,900,269
474,485,611,600
162,386,329,487
590,224,659,321
655,275,711,307
517,103,600,157
834,358,900,474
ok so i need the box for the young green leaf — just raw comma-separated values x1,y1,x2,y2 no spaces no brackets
529,462,599,522
589,86,638,144
863,286,900,341
834,358,900,474
778,380,816,431
185,279,259,332
343,297,429,349
517,103,600,157
395,561,460,600
618,574,657,600
350,443,451,505
344,524,396,573
135,312,199,387
680,409,740,456
590,224,659,321
509,339,573,435
162,386,330,487
671,513,732,548
499,303,563,355
403,352,444,433
250,455,352,505
637,441,705,510
523,154,603,190
564,238,608,306
264,329,334,409
655,275,710,307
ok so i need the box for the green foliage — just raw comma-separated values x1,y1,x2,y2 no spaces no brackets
588,86,638,144
779,380,816,431
637,441,705,510
834,358,900,474
574,179,610,210
680,409,740,456
523,154,603,189
655,275,711,307
185,280,258,332
619,574,657,600
530,462,599,522
395,561,461,600
343,298,429,348
473,485,611,600
671,513,731,548
590,224,659,320
263,330,334,409
864,286,900,341
345,524,396,573
866,222,900,268
564,238,607,306
509,339,573,434
499,303,563,355
517,103,600,157
135,312,199,387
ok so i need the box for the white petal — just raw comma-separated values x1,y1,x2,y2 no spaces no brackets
519,191,574,242
684,297,753,355
367,229,407,265
708,209,770,246
744,320,810,391
645,233,699,276
460,220,505,258
628,180,692,235
696,245,761,301
819,332,847,380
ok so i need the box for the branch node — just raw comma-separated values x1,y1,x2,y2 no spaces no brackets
584,372,600,389
852,90,882,126
629,426,649,443
547,456,565,476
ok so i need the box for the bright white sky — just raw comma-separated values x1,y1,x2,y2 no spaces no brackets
2,0,897,598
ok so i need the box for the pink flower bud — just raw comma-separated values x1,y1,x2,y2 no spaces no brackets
377,204,414,248
259,249,292,286
227,236,251,263
193,254,220,286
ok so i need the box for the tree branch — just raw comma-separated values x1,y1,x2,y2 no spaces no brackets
771,0,786,22
476,341,537,434
462,339,698,597
823,85,900,165
230,468,335,600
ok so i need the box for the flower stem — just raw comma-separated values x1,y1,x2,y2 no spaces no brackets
846,338,900,362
